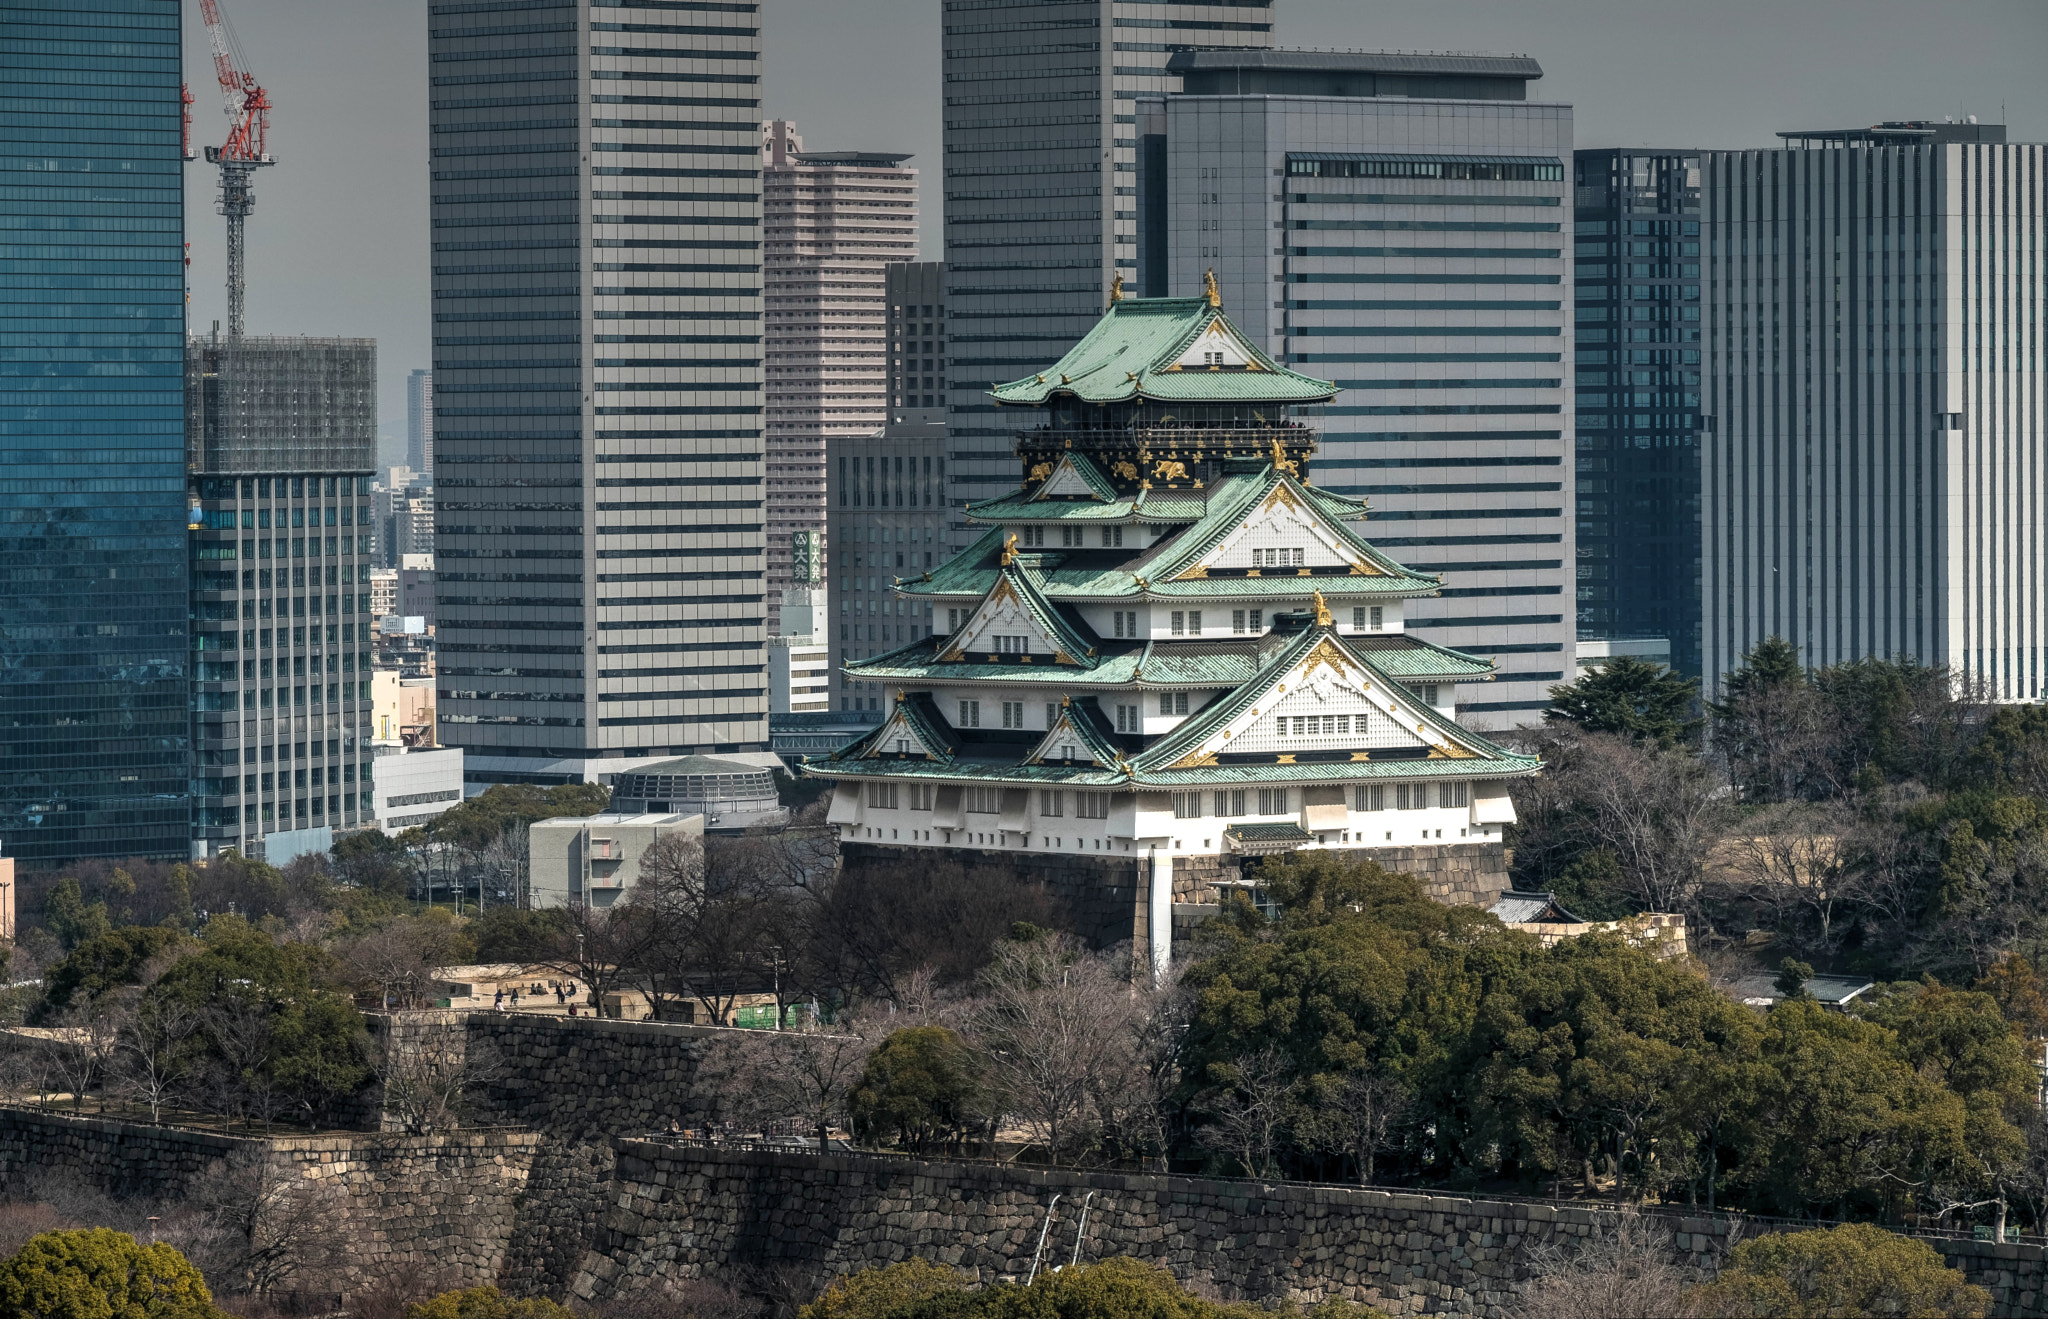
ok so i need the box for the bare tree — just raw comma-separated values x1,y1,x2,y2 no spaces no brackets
113,994,203,1124
1304,1064,1413,1186
46,1002,123,1110
1518,1209,1706,1319
1194,1046,1297,1179
969,937,1150,1164
186,1155,348,1298
631,832,800,1025
699,1020,874,1151
201,994,278,1130
1715,801,1903,966
374,1019,505,1134
548,899,655,1018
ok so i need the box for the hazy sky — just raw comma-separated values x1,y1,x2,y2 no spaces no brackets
178,0,2046,459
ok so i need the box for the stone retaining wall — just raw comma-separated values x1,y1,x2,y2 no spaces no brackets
0,1107,539,1291
571,1142,2044,1319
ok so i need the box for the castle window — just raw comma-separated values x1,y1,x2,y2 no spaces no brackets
1075,791,1111,819
1187,610,1202,634
1173,791,1203,819
966,786,1001,814
1256,788,1289,815
1061,526,1081,547
958,700,980,728
1396,784,1426,810
1040,789,1063,816
1001,701,1025,728
1158,692,1189,716
909,784,933,810
1101,527,1124,548
1440,782,1469,809
1021,526,1045,547
1171,611,1184,636
1353,607,1366,631
1113,610,1138,639
1355,785,1385,812
1232,610,1246,634
1370,606,1384,631
1214,789,1246,817
865,782,899,810
1115,703,1141,732
1045,702,1057,727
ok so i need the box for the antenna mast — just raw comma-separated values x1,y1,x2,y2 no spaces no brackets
196,0,274,338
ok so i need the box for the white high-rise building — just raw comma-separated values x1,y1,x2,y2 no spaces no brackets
406,368,434,478
427,0,770,786
1702,122,2046,700
940,0,1275,526
761,121,917,632
1142,50,1577,723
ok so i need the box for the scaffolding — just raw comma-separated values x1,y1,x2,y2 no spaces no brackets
185,335,376,475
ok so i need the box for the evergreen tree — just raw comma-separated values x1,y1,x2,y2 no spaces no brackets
1544,655,1703,747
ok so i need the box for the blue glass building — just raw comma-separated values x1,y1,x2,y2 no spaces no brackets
1,0,189,862
1571,149,1703,676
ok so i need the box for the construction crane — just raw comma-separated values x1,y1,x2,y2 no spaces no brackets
196,0,274,338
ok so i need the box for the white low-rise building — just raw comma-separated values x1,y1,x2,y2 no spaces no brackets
529,810,705,909
371,746,465,833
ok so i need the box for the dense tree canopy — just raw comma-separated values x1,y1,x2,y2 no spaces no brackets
1546,655,1704,747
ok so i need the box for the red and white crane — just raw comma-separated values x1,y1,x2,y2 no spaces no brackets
194,0,274,338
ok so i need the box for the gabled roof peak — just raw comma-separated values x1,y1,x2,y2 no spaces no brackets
990,298,1336,408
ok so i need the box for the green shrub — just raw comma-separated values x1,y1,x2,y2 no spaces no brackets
0,1227,223,1319
404,1285,578,1319
799,1258,1389,1319
1688,1222,1989,1318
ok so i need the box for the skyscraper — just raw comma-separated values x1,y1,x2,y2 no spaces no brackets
1572,149,1703,676
428,0,770,787
0,0,189,862
406,368,434,478
886,261,946,422
1702,121,2046,700
940,0,1275,527
761,122,916,632
185,337,377,860
1145,49,1577,723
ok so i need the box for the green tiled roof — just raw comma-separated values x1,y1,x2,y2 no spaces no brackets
906,471,1442,604
1139,465,1441,595
929,563,1103,669
964,492,1142,522
803,757,1130,787
988,297,1336,406
1130,622,1536,775
1131,756,1538,787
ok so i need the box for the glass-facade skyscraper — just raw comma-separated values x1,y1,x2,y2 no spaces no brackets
1,0,189,862
940,0,1275,527
428,0,770,789
1141,50,1578,723
1703,123,2046,700
1571,149,1703,676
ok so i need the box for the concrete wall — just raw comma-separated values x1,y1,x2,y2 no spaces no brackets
572,1142,2045,1319
0,1106,538,1292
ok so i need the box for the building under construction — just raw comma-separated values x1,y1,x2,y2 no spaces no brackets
184,336,379,860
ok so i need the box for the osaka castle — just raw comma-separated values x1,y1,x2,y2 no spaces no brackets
810,286,1539,952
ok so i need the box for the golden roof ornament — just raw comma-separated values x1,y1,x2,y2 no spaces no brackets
1269,438,1298,476
1203,268,1220,308
1108,272,1124,305
1000,531,1018,566
1313,590,1332,628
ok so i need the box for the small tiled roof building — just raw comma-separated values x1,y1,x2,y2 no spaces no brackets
804,288,1540,969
